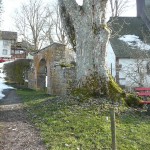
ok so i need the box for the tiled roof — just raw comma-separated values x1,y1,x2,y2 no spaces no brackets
108,17,150,58
0,31,17,40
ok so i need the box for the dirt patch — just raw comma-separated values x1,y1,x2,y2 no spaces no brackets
0,89,46,150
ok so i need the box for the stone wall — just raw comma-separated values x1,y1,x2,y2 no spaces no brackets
28,43,76,96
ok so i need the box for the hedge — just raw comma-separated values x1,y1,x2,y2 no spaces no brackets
3,59,32,85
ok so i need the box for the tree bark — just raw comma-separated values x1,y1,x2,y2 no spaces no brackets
59,0,110,82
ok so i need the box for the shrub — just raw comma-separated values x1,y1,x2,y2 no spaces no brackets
125,93,143,107
3,59,32,85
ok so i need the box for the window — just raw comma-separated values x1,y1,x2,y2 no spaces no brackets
15,50,20,54
3,40,10,47
11,50,15,54
119,64,122,69
11,40,15,44
20,50,24,54
147,61,150,74
117,64,122,71
3,49,8,55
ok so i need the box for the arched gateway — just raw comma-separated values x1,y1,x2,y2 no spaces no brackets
37,58,47,90
28,43,76,95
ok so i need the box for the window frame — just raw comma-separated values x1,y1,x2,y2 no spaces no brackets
2,49,8,55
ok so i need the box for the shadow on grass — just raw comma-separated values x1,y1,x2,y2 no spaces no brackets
118,109,150,126
0,89,21,105
19,88,150,126
0,108,27,122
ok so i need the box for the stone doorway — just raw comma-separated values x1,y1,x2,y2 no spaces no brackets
37,58,47,91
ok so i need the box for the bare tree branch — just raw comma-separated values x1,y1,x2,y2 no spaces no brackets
14,0,53,51
108,0,131,17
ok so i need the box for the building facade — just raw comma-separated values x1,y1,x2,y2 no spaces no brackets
107,0,150,90
0,31,17,60
11,40,34,60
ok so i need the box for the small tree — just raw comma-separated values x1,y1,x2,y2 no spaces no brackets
121,57,150,88
120,32,150,88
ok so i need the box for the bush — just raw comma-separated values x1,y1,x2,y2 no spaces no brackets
125,93,143,107
3,59,32,85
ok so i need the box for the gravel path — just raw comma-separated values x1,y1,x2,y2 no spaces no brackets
0,89,46,150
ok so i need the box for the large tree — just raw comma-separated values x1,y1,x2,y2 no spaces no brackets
58,0,110,82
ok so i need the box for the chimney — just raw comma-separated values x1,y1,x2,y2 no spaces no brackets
136,0,145,17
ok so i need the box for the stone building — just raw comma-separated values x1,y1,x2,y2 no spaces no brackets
28,43,76,95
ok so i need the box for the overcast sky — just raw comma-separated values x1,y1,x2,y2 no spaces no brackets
1,0,51,31
1,0,136,31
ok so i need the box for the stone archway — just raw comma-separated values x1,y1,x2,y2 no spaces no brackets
37,58,47,91
28,43,76,95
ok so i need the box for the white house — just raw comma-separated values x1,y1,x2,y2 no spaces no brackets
107,16,150,90
0,31,17,60
106,42,116,78
106,0,150,90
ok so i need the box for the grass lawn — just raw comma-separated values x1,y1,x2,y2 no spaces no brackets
17,89,150,150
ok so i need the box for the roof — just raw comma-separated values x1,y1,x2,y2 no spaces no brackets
38,42,65,52
0,31,17,40
11,40,34,51
108,17,150,58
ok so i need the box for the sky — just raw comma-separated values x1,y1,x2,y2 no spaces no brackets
1,0,24,31
1,0,52,31
1,0,136,31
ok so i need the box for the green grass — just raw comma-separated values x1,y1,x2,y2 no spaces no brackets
17,89,150,150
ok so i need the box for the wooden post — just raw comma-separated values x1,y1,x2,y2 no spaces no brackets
110,107,117,150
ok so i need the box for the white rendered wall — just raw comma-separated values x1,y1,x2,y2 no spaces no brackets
106,42,116,78
106,42,150,89
119,58,150,89
0,40,11,58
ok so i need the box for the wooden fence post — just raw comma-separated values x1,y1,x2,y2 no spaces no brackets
110,107,117,150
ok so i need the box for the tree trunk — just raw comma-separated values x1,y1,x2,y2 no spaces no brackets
59,0,110,82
